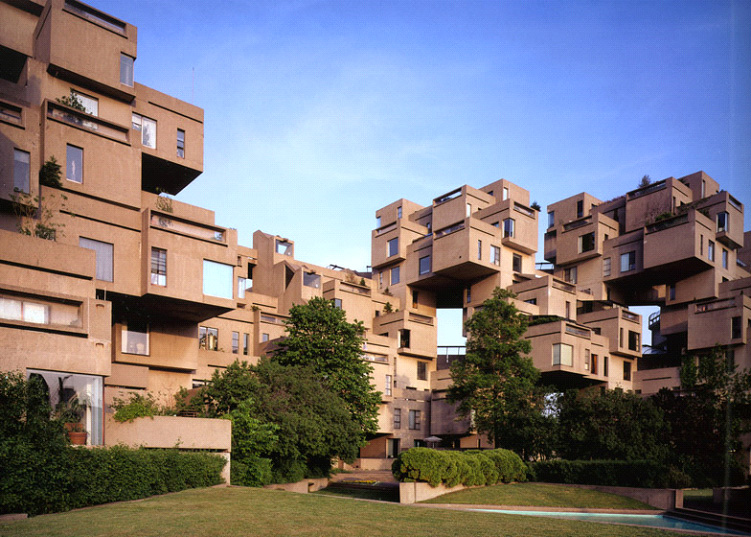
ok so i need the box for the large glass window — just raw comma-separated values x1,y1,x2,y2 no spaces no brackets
419,255,431,275
628,330,640,352
408,409,421,430
491,246,500,266
513,253,522,273
553,343,573,366
79,237,113,282
393,408,401,429
503,218,515,238
623,361,632,381
27,369,103,445
0,296,48,324
120,54,134,86
122,321,149,355
417,361,427,381
232,331,239,354
387,238,398,257
150,247,166,286
399,328,410,348
203,260,233,299
66,144,83,183
620,251,635,273
578,232,595,253
72,90,98,116
132,113,156,148
391,265,400,285
603,257,611,277
199,326,218,350
303,272,321,288
717,211,729,233
564,266,577,284
13,149,30,193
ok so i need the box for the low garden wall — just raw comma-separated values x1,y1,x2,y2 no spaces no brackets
570,484,683,510
263,478,329,493
399,482,468,504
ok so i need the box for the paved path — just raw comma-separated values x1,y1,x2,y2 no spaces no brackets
330,470,397,483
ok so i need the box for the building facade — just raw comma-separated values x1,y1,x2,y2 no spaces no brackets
1,0,749,469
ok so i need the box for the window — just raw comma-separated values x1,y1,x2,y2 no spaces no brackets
303,272,321,288
708,240,715,262
417,361,427,381
261,333,269,342
576,200,583,218
584,349,590,370
668,283,676,301
700,235,703,256
466,203,472,217
13,149,29,192
132,114,156,148
79,237,113,282
578,232,595,253
387,238,398,257
491,245,501,266
591,354,598,375
399,329,410,349
565,301,571,319
72,90,98,115
393,408,401,429
150,248,166,286
202,260,233,299
397,206,402,219
603,257,611,277
477,240,482,260
66,144,83,183
628,330,640,352
408,409,421,430
391,266,400,285
120,54,134,86
232,331,239,354
238,276,251,298
243,333,249,355
466,286,471,303
548,211,555,228
603,356,609,377
623,361,632,381
553,343,573,366
376,216,381,228
199,326,218,350
419,255,431,275
732,316,741,339
275,239,292,255
620,251,636,273
64,0,125,34
525,298,537,305
722,249,728,269
564,266,577,284
717,211,729,233
412,290,419,308
503,218,515,238
177,129,185,158
503,187,509,200
513,253,522,273
385,374,392,396
0,296,49,324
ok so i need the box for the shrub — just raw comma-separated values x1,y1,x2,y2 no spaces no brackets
392,448,526,488
529,459,691,488
111,392,173,422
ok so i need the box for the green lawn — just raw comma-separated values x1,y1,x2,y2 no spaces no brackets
0,487,698,537
422,482,654,510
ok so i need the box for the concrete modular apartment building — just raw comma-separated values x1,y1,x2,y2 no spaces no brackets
1,0,749,470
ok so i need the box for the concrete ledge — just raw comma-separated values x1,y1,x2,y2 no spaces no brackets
0,514,28,523
568,484,682,510
264,477,329,493
352,458,394,471
399,481,468,504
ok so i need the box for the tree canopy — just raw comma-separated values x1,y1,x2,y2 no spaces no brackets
447,288,546,457
273,297,381,437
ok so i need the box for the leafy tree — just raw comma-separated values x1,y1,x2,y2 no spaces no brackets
652,347,751,486
273,297,381,438
202,359,363,482
447,288,545,458
639,174,651,188
556,388,668,461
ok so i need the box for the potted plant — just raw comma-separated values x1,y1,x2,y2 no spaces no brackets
55,397,87,445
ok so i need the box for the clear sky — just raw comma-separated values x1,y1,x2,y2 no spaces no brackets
97,0,750,345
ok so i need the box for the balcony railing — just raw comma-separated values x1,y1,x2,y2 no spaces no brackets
434,222,465,239
513,203,535,218
621,310,639,322
627,180,667,200
565,324,590,338
47,102,128,143
552,280,576,294
645,213,688,234
150,214,224,243
409,313,434,325
434,188,462,205
695,299,735,313
376,222,397,235
563,217,591,231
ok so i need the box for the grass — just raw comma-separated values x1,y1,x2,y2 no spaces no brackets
421,483,655,510
0,487,698,537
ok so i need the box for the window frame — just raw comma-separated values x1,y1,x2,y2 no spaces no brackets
387,237,398,258
150,247,167,286
79,237,114,282
512,253,522,273
552,343,573,366
393,408,401,429
417,361,427,381
503,218,515,238
177,128,185,158
620,251,636,273
13,148,30,193
66,144,83,183
408,409,421,430
418,255,431,275
120,54,134,86
391,265,400,285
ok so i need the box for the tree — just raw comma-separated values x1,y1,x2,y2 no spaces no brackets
447,288,544,457
652,346,751,486
638,175,652,188
556,388,668,461
273,297,381,438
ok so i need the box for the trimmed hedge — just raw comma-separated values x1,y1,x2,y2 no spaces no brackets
529,459,692,489
0,444,226,516
391,448,527,487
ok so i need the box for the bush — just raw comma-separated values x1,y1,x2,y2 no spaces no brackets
529,459,691,488
231,456,274,487
1,446,226,516
392,448,526,488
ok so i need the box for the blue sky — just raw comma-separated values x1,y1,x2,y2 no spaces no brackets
97,0,750,345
